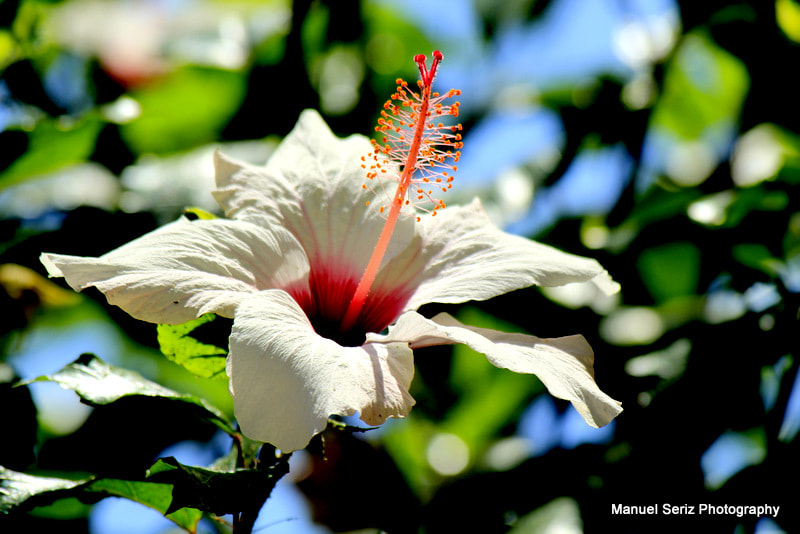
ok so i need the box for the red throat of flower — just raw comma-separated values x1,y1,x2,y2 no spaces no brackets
340,50,463,334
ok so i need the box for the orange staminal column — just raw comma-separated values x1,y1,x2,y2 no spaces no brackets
340,50,462,334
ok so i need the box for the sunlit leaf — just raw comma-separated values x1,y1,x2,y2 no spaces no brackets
0,30,15,70
121,66,245,155
0,117,102,191
21,354,235,435
0,467,88,514
362,1,433,83
182,206,218,221
652,32,749,141
157,314,228,380
0,263,80,307
777,0,800,42
301,1,329,62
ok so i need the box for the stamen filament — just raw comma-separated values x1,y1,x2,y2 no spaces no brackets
340,52,443,333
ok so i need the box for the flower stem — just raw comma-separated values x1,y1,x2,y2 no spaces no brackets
232,445,292,533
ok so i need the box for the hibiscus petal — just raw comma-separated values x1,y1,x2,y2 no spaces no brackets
228,290,415,451
40,217,309,324
213,110,415,274
370,311,622,428
401,199,620,310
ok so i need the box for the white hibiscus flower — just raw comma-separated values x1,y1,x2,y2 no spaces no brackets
41,53,622,452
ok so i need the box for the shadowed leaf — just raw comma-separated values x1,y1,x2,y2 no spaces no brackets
147,456,290,516
21,354,235,435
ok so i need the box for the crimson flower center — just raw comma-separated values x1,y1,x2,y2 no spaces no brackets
287,261,413,346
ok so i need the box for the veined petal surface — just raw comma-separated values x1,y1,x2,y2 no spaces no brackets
41,218,309,324
213,110,416,278
228,289,416,452
400,200,619,311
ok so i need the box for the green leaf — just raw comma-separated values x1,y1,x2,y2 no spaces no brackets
0,467,89,514
607,188,702,252
0,117,103,192
146,456,290,516
507,497,582,534
362,1,433,82
652,32,749,140
0,467,202,532
732,244,782,276
777,0,800,42
24,497,92,520
637,242,700,302
22,354,235,435
0,30,16,70
380,415,436,496
121,66,246,155
182,207,218,221
87,478,202,532
157,314,228,380
724,189,790,228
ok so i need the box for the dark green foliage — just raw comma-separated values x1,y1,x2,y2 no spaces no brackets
2,0,799,532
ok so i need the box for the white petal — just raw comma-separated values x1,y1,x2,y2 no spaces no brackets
371,311,622,428
402,199,620,310
213,110,415,275
40,218,309,324
228,290,415,451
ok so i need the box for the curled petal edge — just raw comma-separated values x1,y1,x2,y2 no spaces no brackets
370,311,622,428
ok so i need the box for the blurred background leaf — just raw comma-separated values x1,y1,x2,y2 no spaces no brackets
2,0,800,532
120,67,246,155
